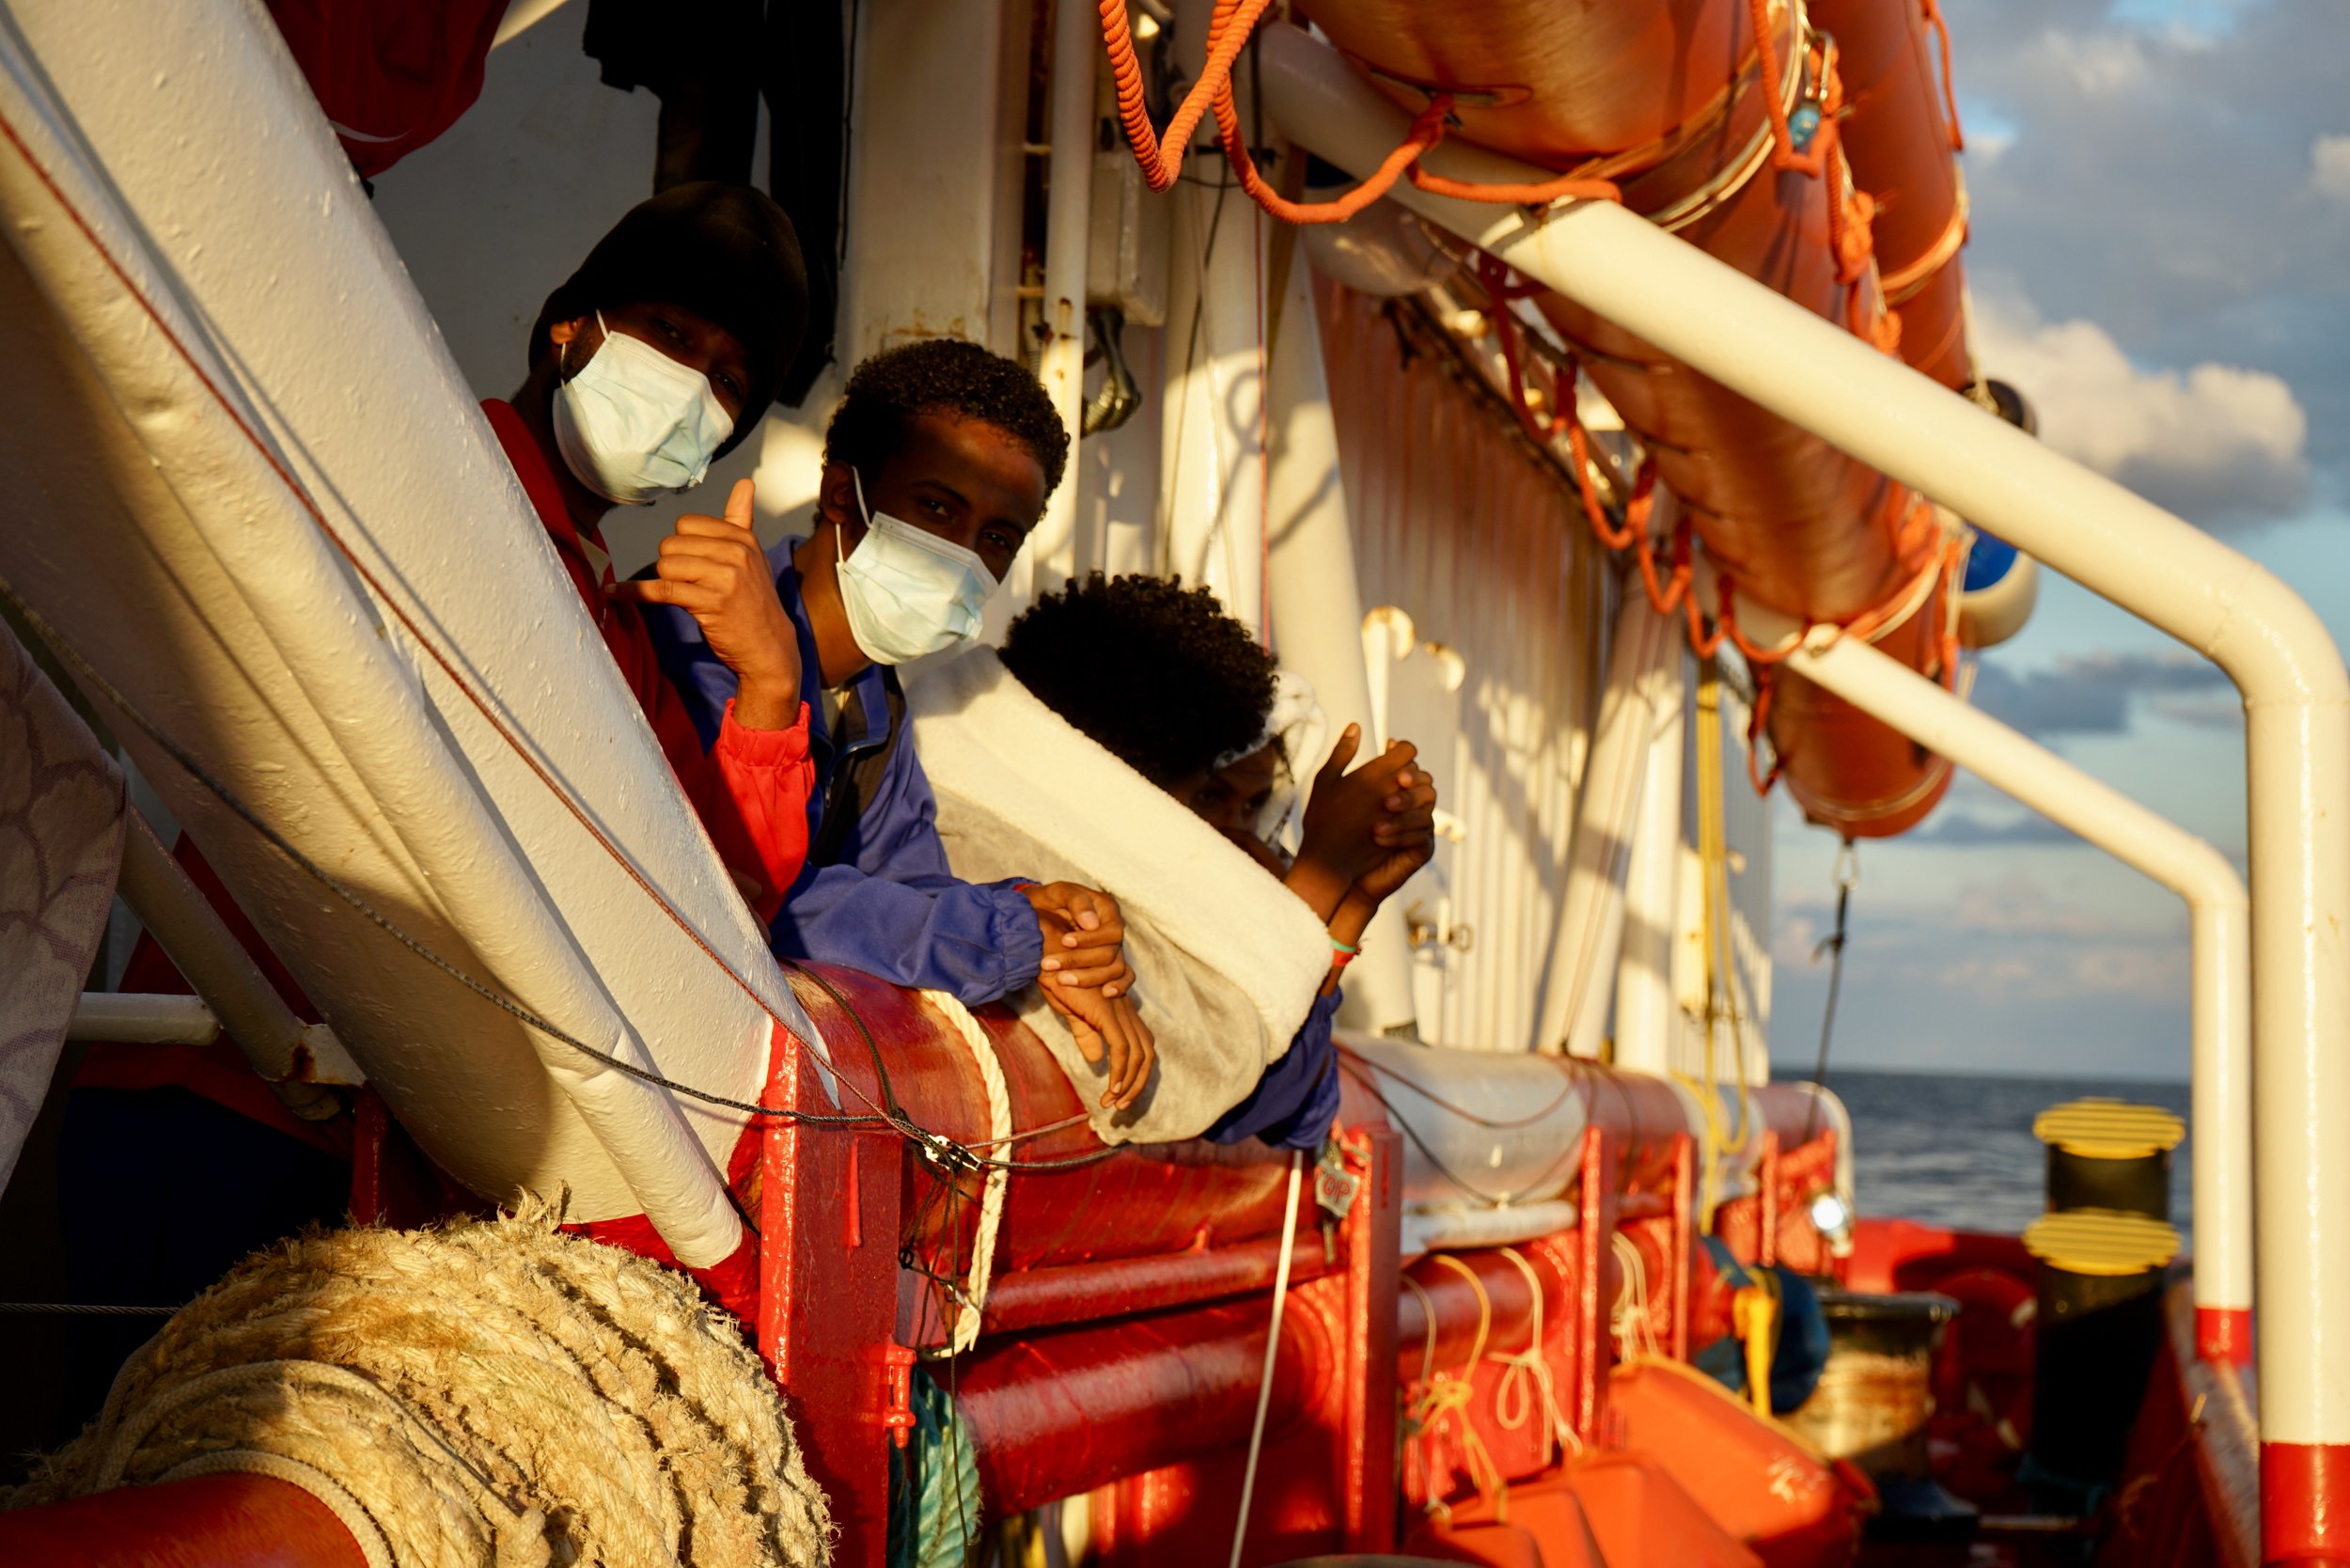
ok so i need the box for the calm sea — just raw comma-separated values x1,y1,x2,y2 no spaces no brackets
1800,1068,2194,1247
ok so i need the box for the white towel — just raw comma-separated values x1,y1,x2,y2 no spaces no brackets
906,647,1333,1143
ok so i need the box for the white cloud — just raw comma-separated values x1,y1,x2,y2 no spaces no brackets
2310,133,2350,202
2042,30,2153,94
1950,875,2112,936
1975,291,2310,525
1771,914,1819,967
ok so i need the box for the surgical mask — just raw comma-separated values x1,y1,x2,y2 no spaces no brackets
552,313,735,505
834,470,999,665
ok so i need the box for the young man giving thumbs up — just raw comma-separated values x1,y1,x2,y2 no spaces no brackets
484,182,816,917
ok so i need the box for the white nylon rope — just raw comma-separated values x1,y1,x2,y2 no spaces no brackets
1488,1245,1578,1461
926,990,1013,1356
160,1449,398,1568
1230,1151,1306,1568
1610,1231,1663,1361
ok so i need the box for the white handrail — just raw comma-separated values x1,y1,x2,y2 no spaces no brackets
1730,587,2250,1364
1261,25,2349,1548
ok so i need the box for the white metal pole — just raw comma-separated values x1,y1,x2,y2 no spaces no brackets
112,810,359,1109
1613,646,1686,1076
1158,0,1268,635
1729,588,2253,1363
1540,590,1678,1057
1261,33,2347,1538
66,993,220,1046
1263,252,1417,1033
1023,0,1099,596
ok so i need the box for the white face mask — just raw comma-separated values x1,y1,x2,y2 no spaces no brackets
551,313,735,505
834,469,1000,666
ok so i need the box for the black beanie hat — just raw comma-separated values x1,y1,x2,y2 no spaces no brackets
529,182,808,460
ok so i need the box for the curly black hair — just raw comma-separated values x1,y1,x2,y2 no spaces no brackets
822,337,1071,497
1001,573,1276,786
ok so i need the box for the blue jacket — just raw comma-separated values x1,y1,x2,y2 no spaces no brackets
1205,990,1343,1152
646,542,1340,1149
641,543,1043,1004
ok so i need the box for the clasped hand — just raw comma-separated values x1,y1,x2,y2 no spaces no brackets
1293,724,1440,917
1021,881,1154,1111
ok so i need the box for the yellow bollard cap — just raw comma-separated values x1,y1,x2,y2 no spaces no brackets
2031,1098,2185,1160
2023,1209,2182,1277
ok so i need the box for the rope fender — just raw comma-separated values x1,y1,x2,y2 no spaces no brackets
4,1208,835,1568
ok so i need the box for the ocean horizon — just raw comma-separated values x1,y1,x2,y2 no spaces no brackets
1774,1066,2194,1247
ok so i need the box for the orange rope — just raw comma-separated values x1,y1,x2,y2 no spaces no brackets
1217,91,1451,224
1471,254,1957,678
1920,0,1966,151
1636,511,1692,617
1747,0,1825,178
1101,0,1272,192
1104,1,1623,227
1408,164,1622,207
1745,670,1785,794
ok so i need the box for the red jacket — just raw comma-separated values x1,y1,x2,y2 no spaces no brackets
481,399,813,923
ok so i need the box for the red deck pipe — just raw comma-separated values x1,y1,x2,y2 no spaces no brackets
2263,1443,2350,1565
954,1293,1331,1514
0,1471,368,1568
982,1231,1337,1335
786,967,1308,1274
1396,1245,1574,1374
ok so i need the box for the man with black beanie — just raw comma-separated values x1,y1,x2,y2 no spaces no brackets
484,181,817,920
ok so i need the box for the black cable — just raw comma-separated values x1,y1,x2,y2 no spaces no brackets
1801,842,1857,1146
1338,1058,1581,1207
0,1301,178,1316
1340,1045,1582,1131
783,959,909,1123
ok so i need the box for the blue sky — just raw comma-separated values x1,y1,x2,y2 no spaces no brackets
1769,0,2350,1079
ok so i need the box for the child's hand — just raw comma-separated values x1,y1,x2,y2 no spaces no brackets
1039,982,1155,1110
1295,725,1431,889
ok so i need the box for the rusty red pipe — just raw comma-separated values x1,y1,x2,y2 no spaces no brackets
954,1293,1334,1514
0,1472,367,1568
983,1231,1338,1335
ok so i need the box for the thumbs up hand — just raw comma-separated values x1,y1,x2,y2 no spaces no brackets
611,478,803,729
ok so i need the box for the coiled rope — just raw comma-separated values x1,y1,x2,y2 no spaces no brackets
5,1209,834,1568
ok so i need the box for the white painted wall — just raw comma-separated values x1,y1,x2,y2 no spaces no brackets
1317,282,1609,1054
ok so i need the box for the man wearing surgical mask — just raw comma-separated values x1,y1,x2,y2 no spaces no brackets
644,340,1154,1108
486,181,818,922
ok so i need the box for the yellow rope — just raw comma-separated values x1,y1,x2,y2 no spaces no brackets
1681,663,1756,1227
1413,1256,1507,1523
1486,1247,1577,1462
1401,1274,1440,1388
1731,1269,1783,1419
